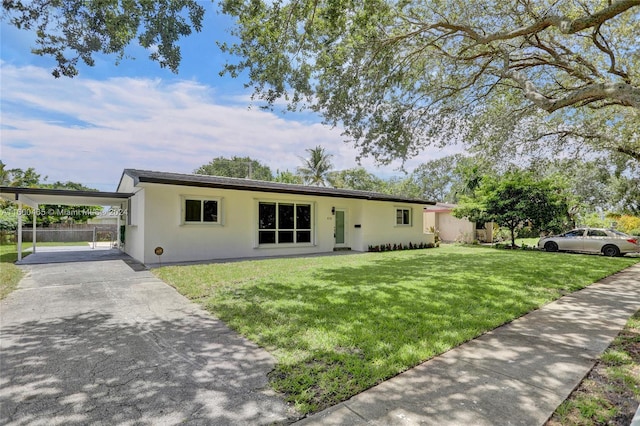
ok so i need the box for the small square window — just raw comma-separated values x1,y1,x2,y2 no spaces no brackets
183,198,220,224
396,208,411,226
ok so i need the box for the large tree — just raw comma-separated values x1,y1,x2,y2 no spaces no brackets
408,155,494,203
195,156,274,181
525,156,640,215
0,162,42,187
219,0,640,164
273,169,303,184
2,0,205,78
454,170,569,247
327,167,384,192
0,165,101,225
6,1,639,163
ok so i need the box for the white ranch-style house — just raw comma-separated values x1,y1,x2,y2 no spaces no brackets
0,170,436,265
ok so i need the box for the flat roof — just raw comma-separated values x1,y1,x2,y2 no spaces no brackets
121,169,436,205
0,186,132,207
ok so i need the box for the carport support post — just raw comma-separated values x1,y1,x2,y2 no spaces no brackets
17,201,22,261
32,207,37,254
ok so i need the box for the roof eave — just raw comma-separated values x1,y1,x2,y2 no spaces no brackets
135,175,434,205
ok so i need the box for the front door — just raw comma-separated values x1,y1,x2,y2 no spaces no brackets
335,209,347,248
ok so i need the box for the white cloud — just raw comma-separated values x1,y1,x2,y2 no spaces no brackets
1,63,460,191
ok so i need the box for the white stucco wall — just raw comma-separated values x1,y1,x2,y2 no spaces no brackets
124,189,145,263
424,211,475,243
361,202,434,248
122,182,432,264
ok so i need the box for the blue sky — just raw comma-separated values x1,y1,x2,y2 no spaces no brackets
0,3,459,192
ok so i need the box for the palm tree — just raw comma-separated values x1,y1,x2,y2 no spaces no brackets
297,146,334,186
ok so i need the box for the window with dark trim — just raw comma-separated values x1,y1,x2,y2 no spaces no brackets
258,202,312,244
396,208,411,226
184,198,219,224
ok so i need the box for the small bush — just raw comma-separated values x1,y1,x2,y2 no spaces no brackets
367,241,436,252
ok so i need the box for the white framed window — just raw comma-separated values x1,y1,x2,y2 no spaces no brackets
258,201,313,245
182,196,222,225
395,207,412,226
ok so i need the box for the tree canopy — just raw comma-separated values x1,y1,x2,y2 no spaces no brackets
195,156,274,181
327,167,384,192
1,161,42,187
219,0,640,163
0,164,101,225
2,0,204,78
5,1,639,164
454,170,569,246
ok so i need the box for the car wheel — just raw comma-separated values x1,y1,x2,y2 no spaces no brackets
544,241,559,252
602,245,620,257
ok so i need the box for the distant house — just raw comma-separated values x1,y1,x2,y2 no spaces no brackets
116,169,436,264
423,203,493,243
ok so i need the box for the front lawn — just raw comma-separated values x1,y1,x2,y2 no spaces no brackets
0,244,27,299
155,245,639,414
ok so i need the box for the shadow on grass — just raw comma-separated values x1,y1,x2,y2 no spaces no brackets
0,248,23,263
197,248,638,412
295,267,640,424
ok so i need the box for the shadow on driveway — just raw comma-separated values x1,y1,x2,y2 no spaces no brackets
1,259,297,425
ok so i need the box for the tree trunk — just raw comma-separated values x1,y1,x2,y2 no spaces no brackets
510,227,516,248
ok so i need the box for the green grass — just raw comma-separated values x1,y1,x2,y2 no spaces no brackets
514,237,540,247
154,245,639,414
0,244,27,299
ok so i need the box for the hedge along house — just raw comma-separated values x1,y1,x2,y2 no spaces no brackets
117,169,436,264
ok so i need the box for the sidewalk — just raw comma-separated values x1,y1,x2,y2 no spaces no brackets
296,263,640,426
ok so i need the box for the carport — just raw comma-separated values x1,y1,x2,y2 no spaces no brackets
0,186,132,261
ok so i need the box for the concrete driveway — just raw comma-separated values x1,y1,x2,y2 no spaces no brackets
0,251,297,425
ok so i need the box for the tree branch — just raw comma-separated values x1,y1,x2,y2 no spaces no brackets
502,53,640,111
616,146,640,162
471,0,640,42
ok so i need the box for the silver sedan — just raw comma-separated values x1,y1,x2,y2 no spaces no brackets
538,228,640,257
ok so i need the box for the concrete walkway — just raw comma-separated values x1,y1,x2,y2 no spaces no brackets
297,263,640,426
1,253,297,425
